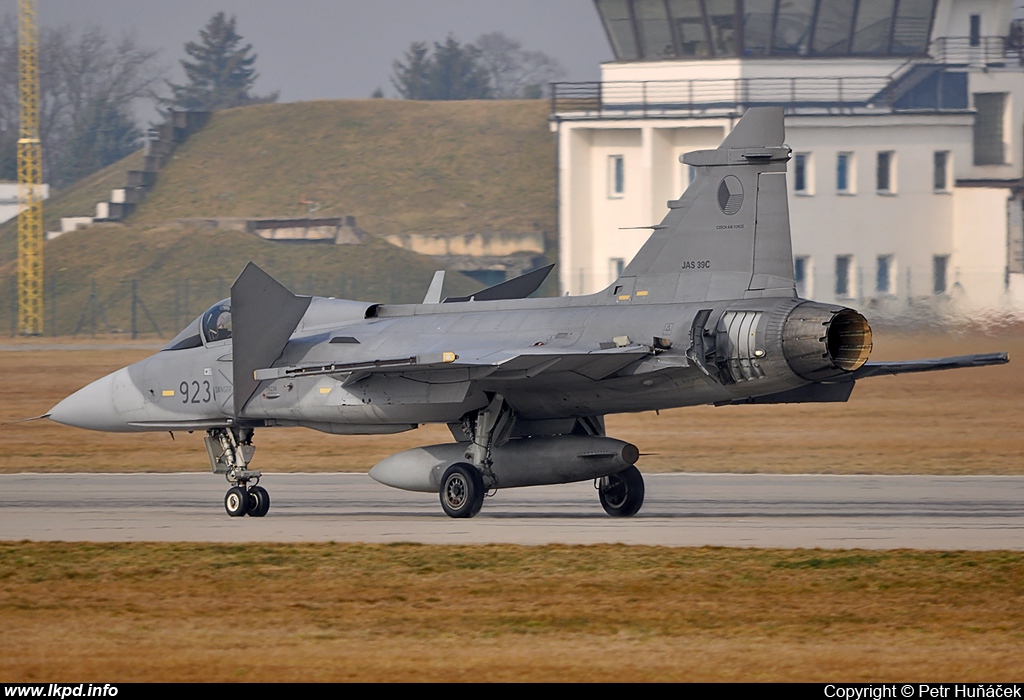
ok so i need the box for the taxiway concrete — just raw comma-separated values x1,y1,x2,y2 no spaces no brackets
1,472,1021,549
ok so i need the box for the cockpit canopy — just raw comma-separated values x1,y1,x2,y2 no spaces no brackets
202,301,232,343
162,299,232,351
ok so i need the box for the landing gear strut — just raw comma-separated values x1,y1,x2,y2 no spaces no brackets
441,394,515,519
206,427,269,518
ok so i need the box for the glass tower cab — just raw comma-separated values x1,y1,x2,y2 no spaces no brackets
595,0,938,61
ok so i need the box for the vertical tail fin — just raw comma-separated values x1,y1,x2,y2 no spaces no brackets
613,107,795,303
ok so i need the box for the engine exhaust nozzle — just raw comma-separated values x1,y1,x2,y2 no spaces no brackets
782,303,872,381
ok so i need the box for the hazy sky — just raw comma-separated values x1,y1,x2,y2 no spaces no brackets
9,1,612,103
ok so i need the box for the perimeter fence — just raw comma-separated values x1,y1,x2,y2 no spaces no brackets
0,270,419,339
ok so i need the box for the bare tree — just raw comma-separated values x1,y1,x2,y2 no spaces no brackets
0,16,19,180
0,19,163,187
474,32,566,99
45,27,163,185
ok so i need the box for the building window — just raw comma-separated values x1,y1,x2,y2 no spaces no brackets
794,255,812,298
794,153,812,194
933,255,949,294
635,0,675,59
671,0,711,57
836,152,854,194
974,93,1007,165
969,14,981,47
876,151,895,193
681,162,697,192
609,155,625,198
835,255,854,298
876,255,895,295
609,257,625,281
597,0,640,60
933,151,951,192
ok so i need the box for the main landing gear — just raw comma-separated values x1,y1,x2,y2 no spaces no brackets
596,465,645,517
437,402,646,519
206,427,270,518
439,395,514,519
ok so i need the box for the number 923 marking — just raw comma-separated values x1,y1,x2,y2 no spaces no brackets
180,380,213,404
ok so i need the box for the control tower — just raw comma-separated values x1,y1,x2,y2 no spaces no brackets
552,0,1024,319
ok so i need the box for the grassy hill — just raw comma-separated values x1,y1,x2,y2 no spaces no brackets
0,99,557,337
134,100,557,242
0,223,487,337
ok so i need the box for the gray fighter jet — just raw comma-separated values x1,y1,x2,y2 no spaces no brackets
47,107,1006,519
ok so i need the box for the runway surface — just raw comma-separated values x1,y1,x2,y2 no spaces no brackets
1,472,1022,549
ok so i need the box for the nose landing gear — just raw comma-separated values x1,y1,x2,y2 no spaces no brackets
206,427,270,518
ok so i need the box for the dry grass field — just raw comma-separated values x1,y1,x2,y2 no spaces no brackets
0,542,1021,682
1,330,1020,475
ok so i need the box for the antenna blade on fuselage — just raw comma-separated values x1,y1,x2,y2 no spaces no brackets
423,271,445,304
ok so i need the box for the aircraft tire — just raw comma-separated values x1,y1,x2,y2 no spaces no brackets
247,486,270,517
224,486,250,517
599,466,645,517
439,463,485,518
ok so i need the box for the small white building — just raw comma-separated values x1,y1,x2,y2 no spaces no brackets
552,0,1024,321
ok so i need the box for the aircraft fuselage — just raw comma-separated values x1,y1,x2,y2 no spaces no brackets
58,293,836,435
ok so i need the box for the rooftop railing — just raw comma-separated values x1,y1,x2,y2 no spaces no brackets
930,36,1024,66
550,36,1019,121
550,77,901,119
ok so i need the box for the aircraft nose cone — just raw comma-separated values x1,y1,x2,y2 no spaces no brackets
49,367,138,432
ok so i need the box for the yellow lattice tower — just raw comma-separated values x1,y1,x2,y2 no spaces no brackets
17,0,42,335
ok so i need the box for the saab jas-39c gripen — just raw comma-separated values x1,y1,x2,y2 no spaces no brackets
47,107,1007,519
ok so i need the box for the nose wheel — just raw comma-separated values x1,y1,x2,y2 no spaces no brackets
224,486,248,516
247,485,270,517
223,481,271,517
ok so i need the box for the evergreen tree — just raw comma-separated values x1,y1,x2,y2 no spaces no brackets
165,13,277,111
427,37,492,100
391,36,492,100
390,33,563,100
390,42,432,100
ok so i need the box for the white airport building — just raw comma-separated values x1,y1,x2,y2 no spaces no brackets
551,0,1024,321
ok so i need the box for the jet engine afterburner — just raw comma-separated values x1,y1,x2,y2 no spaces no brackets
781,303,873,381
